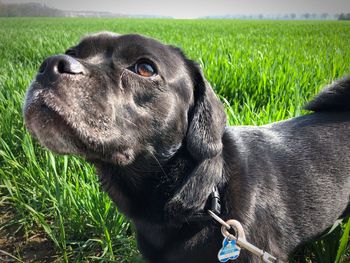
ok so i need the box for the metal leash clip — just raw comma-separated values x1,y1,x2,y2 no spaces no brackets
208,210,278,263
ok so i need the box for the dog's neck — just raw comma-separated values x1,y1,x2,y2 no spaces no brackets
91,145,199,224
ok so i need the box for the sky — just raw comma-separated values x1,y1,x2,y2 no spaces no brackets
4,0,350,18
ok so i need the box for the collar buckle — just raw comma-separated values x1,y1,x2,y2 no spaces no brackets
188,186,221,222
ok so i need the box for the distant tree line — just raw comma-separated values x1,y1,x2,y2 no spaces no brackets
0,1,128,18
252,13,350,20
0,2,63,17
207,13,349,20
338,13,350,20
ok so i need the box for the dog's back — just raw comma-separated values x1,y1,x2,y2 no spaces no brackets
223,76,350,260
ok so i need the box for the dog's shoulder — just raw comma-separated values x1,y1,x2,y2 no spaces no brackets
305,75,350,112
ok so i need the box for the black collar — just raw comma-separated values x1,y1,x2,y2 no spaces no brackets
188,186,221,222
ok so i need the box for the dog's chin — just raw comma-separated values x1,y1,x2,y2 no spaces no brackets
24,101,86,156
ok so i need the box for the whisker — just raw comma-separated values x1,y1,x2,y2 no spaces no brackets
149,151,168,178
119,116,138,127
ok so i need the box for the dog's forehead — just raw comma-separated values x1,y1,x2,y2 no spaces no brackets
76,32,178,61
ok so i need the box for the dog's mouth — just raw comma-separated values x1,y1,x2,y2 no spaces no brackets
24,86,87,156
24,81,137,166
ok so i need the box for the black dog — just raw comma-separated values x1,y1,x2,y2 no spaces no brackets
24,32,350,263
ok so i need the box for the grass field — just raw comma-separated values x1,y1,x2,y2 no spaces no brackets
0,18,350,262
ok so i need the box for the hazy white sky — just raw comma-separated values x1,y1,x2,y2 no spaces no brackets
4,0,350,18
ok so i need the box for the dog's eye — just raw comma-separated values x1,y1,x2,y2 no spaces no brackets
134,62,156,77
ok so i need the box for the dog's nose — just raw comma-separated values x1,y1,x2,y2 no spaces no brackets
39,55,85,76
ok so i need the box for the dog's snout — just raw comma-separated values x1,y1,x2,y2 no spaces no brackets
39,55,85,76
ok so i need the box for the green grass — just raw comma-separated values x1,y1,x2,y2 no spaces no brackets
0,18,350,262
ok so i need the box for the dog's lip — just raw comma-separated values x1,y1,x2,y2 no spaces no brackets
39,99,135,165
24,81,73,135
25,81,135,164
39,101,89,150
25,90,114,160
25,88,87,151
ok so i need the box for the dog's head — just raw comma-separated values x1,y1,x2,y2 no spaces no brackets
24,32,226,167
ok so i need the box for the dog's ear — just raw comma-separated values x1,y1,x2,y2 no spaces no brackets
165,61,226,224
186,60,227,160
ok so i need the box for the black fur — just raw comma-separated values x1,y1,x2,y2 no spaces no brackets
305,76,350,111
24,32,350,263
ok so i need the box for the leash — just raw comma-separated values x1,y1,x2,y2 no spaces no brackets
208,210,278,263
194,187,278,262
